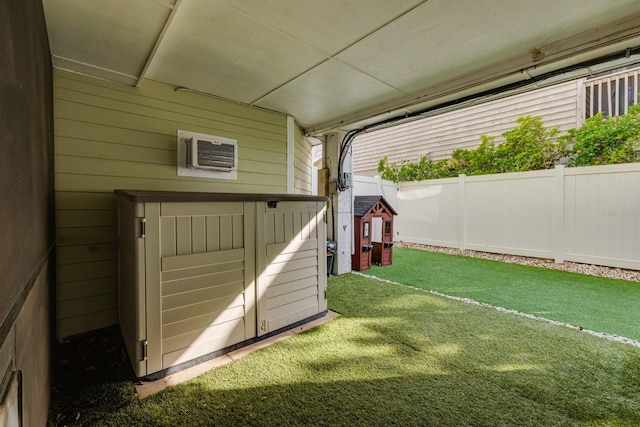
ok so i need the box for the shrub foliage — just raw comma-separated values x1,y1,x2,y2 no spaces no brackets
563,104,640,166
378,105,640,182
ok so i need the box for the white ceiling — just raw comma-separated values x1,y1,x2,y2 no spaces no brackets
43,0,640,136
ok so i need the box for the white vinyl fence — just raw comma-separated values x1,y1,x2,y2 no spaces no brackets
353,174,398,209
355,163,640,270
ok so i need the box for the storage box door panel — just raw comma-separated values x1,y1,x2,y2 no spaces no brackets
152,201,255,371
256,201,326,335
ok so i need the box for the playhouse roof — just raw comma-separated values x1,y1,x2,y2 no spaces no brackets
353,196,397,217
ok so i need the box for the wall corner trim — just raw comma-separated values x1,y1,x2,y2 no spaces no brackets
286,116,295,194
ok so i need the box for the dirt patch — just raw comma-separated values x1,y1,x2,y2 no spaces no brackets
48,326,136,426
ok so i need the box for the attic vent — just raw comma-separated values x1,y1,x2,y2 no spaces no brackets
187,137,237,171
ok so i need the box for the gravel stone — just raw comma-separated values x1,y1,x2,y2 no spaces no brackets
395,242,640,282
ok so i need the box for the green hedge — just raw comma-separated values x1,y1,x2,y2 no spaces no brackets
378,104,640,182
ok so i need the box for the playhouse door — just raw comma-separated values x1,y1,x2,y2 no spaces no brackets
144,201,256,375
372,217,393,266
371,217,383,265
256,200,327,336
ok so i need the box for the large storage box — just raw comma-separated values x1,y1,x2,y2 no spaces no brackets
115,190,328,378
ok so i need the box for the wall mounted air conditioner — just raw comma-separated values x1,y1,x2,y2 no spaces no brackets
186,136,237,172
177,130,238,180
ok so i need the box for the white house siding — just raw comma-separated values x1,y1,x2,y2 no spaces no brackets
54,69,295,337
293,123,314,194
353,80,581,176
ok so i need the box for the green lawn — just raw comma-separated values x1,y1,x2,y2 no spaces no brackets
364,247,640,342
50,274,640,426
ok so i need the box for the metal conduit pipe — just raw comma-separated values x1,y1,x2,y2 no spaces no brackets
335,45,640,192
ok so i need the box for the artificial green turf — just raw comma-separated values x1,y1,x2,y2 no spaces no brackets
364,247,640,341
51,274,640,426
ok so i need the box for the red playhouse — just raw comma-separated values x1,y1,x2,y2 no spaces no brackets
352,196,397,271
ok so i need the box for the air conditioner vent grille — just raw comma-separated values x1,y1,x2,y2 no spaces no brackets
196,139,235,170
186,137,237,172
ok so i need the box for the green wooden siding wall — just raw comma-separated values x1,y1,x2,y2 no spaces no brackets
293,123,313,194
54,69,292,337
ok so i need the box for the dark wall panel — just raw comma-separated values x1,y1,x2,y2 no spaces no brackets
0,0,55,424
0,0,54,316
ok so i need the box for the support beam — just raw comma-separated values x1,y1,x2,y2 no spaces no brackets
324,131,353,275
136,0,182,88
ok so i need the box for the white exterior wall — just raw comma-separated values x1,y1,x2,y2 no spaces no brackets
324,132,353,275
292,120,314,195
353,80,581,176
54,69,295,337
357,162,640,271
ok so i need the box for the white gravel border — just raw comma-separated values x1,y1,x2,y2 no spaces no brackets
352,271,640,349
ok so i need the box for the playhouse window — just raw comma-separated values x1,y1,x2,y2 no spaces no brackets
384,220,392,235
363,221,370,238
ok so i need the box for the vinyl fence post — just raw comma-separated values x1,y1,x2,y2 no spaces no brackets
552,165,565,263
459,174,467,251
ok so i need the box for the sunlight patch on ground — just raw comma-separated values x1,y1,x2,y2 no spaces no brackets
429,343,461,357
490,363,541,372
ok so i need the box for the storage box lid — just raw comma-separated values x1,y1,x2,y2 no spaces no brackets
114,189,328,203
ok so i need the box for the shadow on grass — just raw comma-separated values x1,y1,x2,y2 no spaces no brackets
109,348,640,426
121,373,576,426
49,275,640,426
